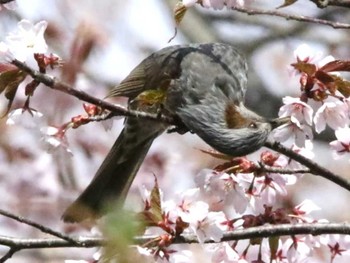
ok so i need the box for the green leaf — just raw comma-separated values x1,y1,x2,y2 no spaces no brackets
135,89,166,107
269,236,280,259
103,208,144,262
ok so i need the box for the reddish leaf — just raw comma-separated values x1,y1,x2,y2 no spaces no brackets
149,175,163,222
291,61,316,76
314,70,334,84
0,69,27,116
0,63,17,73
320,60,350,73
333,76,350,98
214,160,238,172
199,148,232,160
277,0,298,9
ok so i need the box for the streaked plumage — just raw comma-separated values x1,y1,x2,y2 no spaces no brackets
62,43,287,223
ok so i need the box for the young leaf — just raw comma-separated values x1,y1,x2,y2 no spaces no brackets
199,148,232,160
291,61,316,76
0,69,27,116
277,0,298,9
320,60,350,73
174,2,187,26
135,89,166,107
333,76,350,98
149,175,163,222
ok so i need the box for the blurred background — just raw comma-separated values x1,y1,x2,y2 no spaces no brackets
0,0,350,261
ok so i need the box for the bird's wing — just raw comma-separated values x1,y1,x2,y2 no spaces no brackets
106,45,182,99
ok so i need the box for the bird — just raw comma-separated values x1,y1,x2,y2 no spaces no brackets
62,43,289,223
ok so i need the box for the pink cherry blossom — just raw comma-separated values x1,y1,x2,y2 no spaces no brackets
6,108,43,129
288,141,314,170
293,44,335,68
180,201,225,243
256,173,288,207
202,0,225,9
0,1,17,10
292,199,321,223
314,101,349,133
330,127,350,159
273,116,313,148
211,242,239,262
40,126,72,155
279,96,313,125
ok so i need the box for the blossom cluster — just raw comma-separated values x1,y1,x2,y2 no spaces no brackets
130,152,348,263
273,44,350,161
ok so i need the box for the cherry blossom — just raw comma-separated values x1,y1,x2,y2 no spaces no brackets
182,0,197,7
201,0,225,9
201,0,245,9
288,140,315,170
6,108,43,129
293,43,335,68
211,242,239,262
1,19,48,62
180,201,226,243
0,1,17,10
314,101,349,133
330,127,350,159
273,116,313,148
279,96,313,125
164,247,193,263
256,173,288,207
40,126,72,155
198,171,249,214
322,235,350,262
279,237,312,263
291,199,321,223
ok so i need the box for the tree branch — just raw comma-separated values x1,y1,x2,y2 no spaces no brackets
231,5,350,29
10,59,175,125
0,223,349,249
0,0,14,4
264,141,350,192
0,209,78,244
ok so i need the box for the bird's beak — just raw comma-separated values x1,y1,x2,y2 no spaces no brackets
270,116,291,129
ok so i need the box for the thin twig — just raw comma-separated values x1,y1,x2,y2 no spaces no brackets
231,5,350,29
0,209,79,244
0,248,18,263
264,141,350,192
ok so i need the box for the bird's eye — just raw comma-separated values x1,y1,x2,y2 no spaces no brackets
249,122,258,129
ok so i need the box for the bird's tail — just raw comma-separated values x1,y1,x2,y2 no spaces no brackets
62,118,164,223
